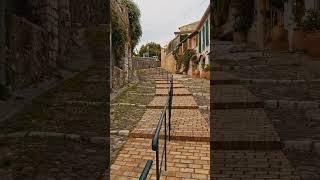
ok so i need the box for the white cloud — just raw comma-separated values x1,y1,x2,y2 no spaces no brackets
132,0,210,50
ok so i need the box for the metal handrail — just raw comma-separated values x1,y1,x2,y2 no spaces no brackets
139,160,153,180
140,74,173,180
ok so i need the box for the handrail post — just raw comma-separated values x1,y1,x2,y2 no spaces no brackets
168,75,173,141
156,147,159,180
164,110,167,171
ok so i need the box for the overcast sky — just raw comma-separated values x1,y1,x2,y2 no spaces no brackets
132,0,210,51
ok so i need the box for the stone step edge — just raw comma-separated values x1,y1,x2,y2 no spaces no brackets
147,105,199,109
212,102,264,109
211,79,241,85
210,141,283,150
155,94,192,96
156,87,185,89
130,133,209,142
0,131,107,144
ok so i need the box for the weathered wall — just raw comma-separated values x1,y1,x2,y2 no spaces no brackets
132,57,160,70
7,14,51,89
161,49,176,73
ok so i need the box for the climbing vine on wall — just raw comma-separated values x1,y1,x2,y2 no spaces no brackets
233,0,254,33
181,49,197,73
111,7,127,67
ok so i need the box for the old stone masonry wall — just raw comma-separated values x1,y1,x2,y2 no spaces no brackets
4,0,106,89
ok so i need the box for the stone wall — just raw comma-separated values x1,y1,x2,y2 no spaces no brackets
7,14,51,89
132,57,160,70
161,49,176,73
112,66,128,90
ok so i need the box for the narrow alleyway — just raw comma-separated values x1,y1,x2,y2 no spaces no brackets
111,68,210,179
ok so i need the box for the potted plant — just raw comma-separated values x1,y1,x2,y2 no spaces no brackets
232,0,254,43
292,0,306,50
202,64,211,80
302,9,320,57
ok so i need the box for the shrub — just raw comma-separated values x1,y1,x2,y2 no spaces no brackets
303,9,320,31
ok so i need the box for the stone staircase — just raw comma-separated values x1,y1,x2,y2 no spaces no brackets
211,45,300,179
111,68,210,179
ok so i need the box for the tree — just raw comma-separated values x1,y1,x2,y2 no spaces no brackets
138,42,161,58
120,0,142,51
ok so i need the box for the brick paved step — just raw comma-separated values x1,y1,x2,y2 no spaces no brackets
155,80,180,84
156,88,192,96
212,71,240,85
147,96,198,109
111,138,210,179
211,150,300,179
130,109,209,141
156,84,185,89
212,109,281,150
212,85,264,109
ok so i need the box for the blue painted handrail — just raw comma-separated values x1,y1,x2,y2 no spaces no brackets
139,160,153,180
139,73,173,180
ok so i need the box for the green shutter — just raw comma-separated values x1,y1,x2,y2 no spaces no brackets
206,20,209,46
202,26,205,50
198,31,202,52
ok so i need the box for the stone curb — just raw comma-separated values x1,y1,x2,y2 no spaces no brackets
241,79,320,84
264,100,319,109
65,101,105,106
111,103,147,108
0,131,107,144
284,140,320,155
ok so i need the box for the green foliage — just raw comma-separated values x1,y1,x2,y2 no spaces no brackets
292,0,305,27
111,7,127,67
120,0,142,51
233,0,254,33
303,9,320,31
181,49,197,73
138,42,161,57
203,64,210,72
172,48,182,71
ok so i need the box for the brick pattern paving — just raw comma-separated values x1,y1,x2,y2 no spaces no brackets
211,150,300,180
111,138,210,180
212,109,281,150
156,84,185,89
155,80,180,84
212,69,299,178
131,109,209,141
148,96,199,109
156,88,192,96
212,85,264,109
111,73,210,179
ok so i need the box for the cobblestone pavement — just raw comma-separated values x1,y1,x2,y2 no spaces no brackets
111,71,210,179
212,40,320,179
0,46,107,179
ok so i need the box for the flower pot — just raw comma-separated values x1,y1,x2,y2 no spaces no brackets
233,32,246,43
292,29,306,50
271,26,287,41
194,70,200,78
304,31,320,58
